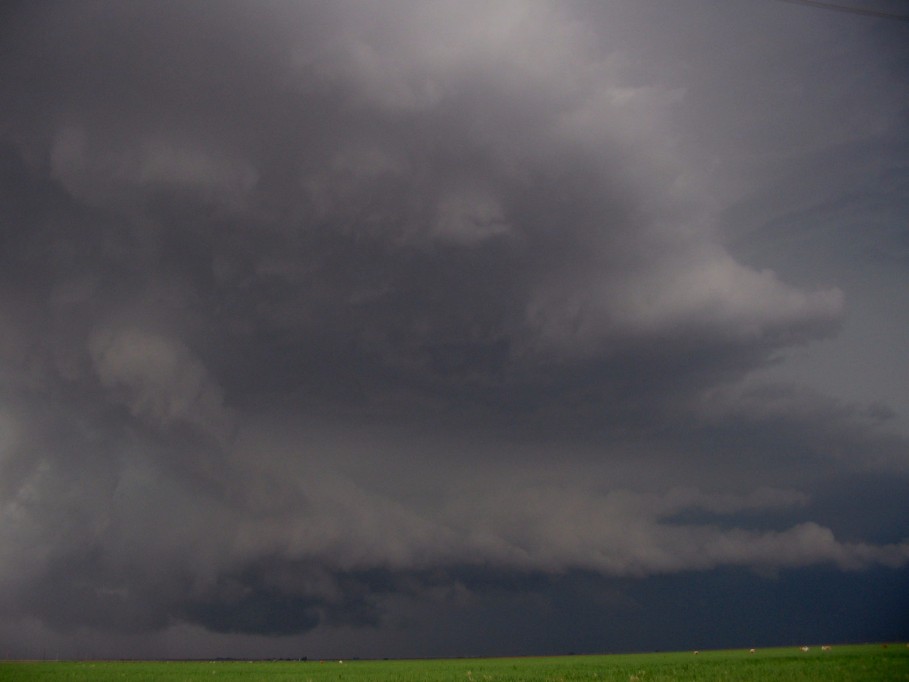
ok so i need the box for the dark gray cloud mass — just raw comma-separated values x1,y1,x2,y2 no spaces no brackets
1,0,908,659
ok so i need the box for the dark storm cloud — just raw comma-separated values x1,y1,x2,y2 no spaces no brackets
1,0,908,656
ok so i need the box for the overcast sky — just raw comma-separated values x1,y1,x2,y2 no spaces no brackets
1,0,908,660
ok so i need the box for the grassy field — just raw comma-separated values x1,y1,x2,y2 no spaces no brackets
1,643,907,681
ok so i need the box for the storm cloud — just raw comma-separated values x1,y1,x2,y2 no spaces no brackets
1,0,908,658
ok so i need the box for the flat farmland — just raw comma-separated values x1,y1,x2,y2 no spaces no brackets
2,644,907,681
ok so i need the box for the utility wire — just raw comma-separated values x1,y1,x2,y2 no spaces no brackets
771,0,909,21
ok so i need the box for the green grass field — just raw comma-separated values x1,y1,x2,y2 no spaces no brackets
2,644,907,681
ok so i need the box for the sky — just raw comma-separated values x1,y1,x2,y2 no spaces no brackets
1,0,908,660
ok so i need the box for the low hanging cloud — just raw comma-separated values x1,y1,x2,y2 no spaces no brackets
526,251,843,360
0,0,907,654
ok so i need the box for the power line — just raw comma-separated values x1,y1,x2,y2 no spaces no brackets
771,0,909,21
